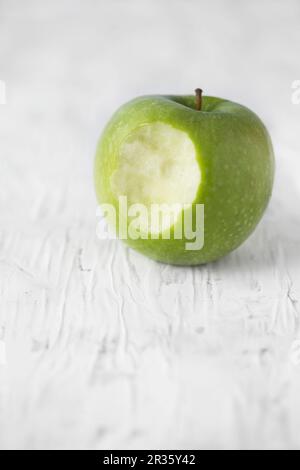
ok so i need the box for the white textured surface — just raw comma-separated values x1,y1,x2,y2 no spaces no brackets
0,0,300,450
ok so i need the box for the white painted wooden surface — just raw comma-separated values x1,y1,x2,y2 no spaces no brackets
0,0,300,450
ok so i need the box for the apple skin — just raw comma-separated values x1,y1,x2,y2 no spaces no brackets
95,95,275,265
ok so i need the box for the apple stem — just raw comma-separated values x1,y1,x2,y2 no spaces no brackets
195,88,203,111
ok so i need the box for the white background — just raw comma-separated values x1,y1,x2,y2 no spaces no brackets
0,0,300,450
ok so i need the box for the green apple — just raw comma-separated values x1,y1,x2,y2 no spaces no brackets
95,91,274,265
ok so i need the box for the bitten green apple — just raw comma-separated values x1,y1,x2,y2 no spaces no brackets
95,90,274,265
